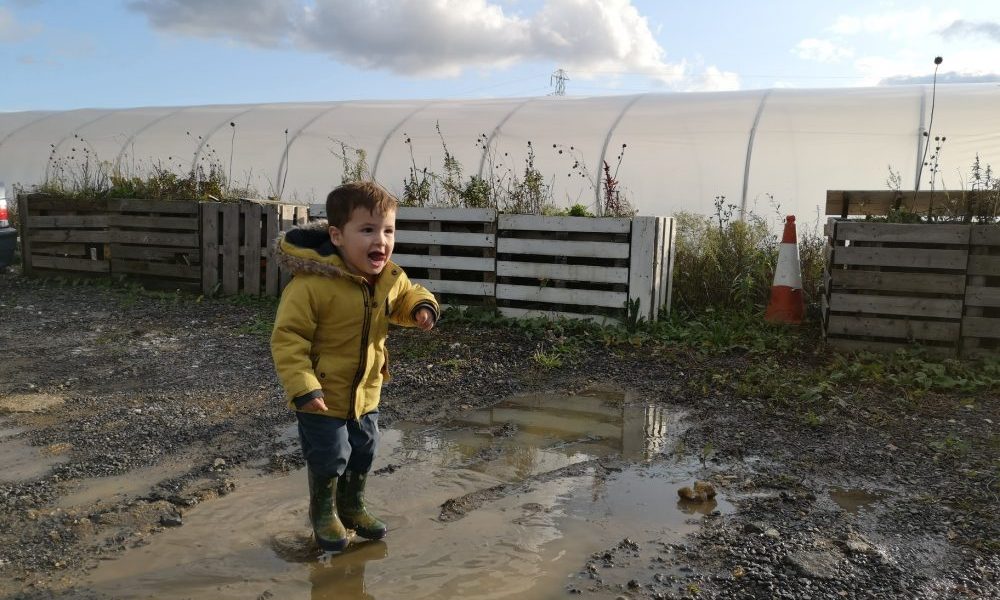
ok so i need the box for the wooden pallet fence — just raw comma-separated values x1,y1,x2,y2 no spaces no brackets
18,195,202,290
200,202,307,296
497,214,661,323
826,190,995,218
393,207,497,306
962,225,1000,357
823,219,969,357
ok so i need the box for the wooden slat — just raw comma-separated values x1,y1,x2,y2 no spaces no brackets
397,207,496,223
498,306,618,324
107,215,199,230
496,283,626,308
962,316,1000,339
970,225,1000,246
396,230,495,248
393,254,494,272
660,217,677,317
107,198,199,214
832,246,967,270
25,197,110,211
201,204,220,294
221,203,240,295
836,222,969,245
111,245,199,262
497,238,630,259
110,259,200,280
264,205,281,296
829,293,963,319
965,286,1000,308
112,231,199,247
498,214,631,234
244,203,262,295
496,260,628,284
825,190,990,218
30,255,109,273
29,230,109,244
29,215,109,228
826,315,960,342
826,337,956,358
411,279,494,296
628,216,662,320
967,256,1000,276
30,243,90,257
17,194,32,275
828,270,966,295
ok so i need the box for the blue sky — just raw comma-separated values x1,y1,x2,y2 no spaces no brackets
2,0,1000,111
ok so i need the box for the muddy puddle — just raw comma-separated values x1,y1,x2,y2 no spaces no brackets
84,390,732,599
0,424,70,482
828,487,890,513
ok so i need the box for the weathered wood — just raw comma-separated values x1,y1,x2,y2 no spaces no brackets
107,215,199,230
201,205,220,295
836,222,969,245
496,260,628,284
25,197,110,211
30,255,109,273
17,194,32,275
496,283,627,308
29,243,90,257
397,206,496,223
497,238,630,259
826,315,960,343
825,190,990,217
828,270,966,295
397,230,495,247
965,285,1000,308
967,255,1000,276
826,337,956,358
832,246,967,270
244,203,262,295
112,231,199,247
111,259,200,280
221,203,240,295
411,278,494,296
962,316,1000,339
264,205,281,296
970,225,1000,246
29,230,109,244
29,215,109,228
829,293,963,319
498,213,631,234
660,217,677,317
393,254,495,272
628,216,660,320
107,198,199,214
111,245,199,262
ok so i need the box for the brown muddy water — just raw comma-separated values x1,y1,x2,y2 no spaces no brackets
83,390,732,599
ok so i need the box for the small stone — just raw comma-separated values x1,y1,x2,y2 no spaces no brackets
765,528,780,539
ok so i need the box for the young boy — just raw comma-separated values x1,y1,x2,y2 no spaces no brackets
271,181,438,551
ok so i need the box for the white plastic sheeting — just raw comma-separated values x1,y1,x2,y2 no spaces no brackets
2,84,999,226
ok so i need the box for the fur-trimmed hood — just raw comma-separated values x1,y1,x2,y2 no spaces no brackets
273,220,352,279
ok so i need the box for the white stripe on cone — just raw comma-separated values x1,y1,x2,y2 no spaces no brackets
773,241,802,288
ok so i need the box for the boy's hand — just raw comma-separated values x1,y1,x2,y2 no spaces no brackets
300,397,328,412
415,307,435,331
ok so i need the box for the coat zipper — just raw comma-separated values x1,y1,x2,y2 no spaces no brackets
348,282,373,421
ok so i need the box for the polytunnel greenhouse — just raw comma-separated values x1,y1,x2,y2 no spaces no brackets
2,83,999,226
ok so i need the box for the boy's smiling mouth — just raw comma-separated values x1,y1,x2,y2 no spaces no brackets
368,251,387,269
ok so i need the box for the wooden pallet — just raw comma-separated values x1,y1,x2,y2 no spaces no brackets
961,226,1000,358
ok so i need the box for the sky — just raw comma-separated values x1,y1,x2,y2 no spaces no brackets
2,0,1000,112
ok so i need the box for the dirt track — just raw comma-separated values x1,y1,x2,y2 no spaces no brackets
0,270,997,599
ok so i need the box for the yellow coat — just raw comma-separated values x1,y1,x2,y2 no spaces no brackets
270,225,438,419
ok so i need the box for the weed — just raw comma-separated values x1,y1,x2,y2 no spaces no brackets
236,315,274,336
532,350,563,369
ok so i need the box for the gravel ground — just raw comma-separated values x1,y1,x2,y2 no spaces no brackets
0,269,997,599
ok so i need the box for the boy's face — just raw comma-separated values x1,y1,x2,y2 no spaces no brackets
329,207,396,280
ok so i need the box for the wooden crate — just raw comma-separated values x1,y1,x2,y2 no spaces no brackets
201,202,307,296
823,219,968,357
19,195,111,278
108,198,201,290
394,207,497,307
962,225,1000,357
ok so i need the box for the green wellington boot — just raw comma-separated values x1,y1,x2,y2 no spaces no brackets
308,469,349,551
336,470,387,540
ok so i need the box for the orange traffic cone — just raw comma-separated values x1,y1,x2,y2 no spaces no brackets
765,215,805,325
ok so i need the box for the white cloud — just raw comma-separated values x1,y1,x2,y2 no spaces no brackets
127,0,298,48
829,7,959,40
941,19,1000,43
794,38,853,63
129,0,730,90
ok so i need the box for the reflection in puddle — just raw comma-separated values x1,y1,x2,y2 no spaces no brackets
85,390,730,600
829,487,888,513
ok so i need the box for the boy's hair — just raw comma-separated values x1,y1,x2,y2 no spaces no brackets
326,181,398,228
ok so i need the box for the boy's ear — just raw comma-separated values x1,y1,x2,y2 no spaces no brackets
329,225,343,247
